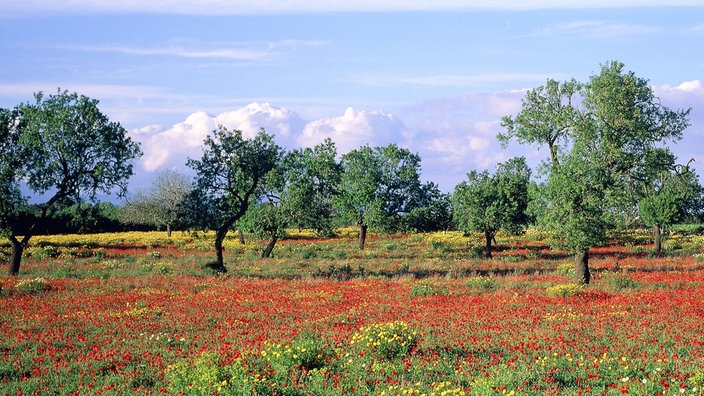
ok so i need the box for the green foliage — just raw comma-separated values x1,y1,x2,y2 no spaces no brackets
15,277,52,294
186,127,282,268
281,138,341,236
452,157,531,257
336,144,427,239
502,61,692,283
166,352,257,395
465,276,496,292
349,321,418,360
1,89,141,275
411,280,448,296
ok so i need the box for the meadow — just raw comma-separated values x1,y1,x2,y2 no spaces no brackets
2,229,704,395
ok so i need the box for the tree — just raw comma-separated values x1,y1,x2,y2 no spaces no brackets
121,169,192,237
499,78,580,165
452,157,531,258
501,61,691,284
280,138,341,236
186,127,281,272
335,144,423,250
239,139,341,258
403,182,454,233
636,154,702,253
0,90,142,275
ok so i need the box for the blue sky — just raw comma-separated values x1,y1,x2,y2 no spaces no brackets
1,0,703,194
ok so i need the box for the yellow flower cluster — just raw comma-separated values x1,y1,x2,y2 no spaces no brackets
545,283,582,297
377,381,465,396
350,321,418,360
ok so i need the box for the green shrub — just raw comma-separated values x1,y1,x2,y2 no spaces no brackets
411,280,447,297
349,321,418,360
602,272,640,290
15,277,52,294
466,276,495,292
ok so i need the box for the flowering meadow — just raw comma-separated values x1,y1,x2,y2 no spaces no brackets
2,230,704,395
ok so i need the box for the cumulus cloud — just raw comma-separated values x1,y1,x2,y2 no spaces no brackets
298,107,409,153
135,102,304,171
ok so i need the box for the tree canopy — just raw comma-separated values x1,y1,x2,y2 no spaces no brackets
186,127,282,271
502,61,693,284
1,90,142,275
453,157,531,259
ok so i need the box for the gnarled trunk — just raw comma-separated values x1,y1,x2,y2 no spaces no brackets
9,237,25,276
484,230,494,259
652,225,662,253
261,235,278,258
358,224,368,250
210,228,228,273
574,249,590,284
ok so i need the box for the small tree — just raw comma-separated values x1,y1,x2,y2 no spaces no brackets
186,127,281,272
336,144,423,250
452,157,531,258
1,90,141,275
636,156,702,253
239,139,341,258
121,169,191,236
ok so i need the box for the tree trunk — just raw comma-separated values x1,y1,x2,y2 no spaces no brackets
358,224,368,250
210,228,228,273
653,225,662,253
9,237,24,276
261,235,278,258
166,224,172,238
238,229,245,244
574,250,591,284
484,230,494,259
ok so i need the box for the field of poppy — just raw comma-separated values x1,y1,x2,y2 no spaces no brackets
2,229,704,395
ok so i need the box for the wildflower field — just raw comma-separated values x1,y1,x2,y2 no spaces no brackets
2,229,704,395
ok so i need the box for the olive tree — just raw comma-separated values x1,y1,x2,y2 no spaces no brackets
1,90,142,275
238,139,341,258
452,157,531,259
121,169,192,237
501,61,691,284
335,144,423,250
186,127,281,272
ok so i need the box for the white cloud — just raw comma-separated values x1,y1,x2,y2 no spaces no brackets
534,20,661,39
136,102,303,171
4,0,702,16
61,40,328,61
298,107,408,153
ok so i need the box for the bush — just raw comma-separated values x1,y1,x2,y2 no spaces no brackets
411,280,447,296
466,276,495,292
349,321,418,360
602,272,640,290
15,277,52,294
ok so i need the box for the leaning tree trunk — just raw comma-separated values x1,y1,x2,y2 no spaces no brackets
574,249,591,284
358,224,368,250
652,225,662,253
484,230,494,259
9,237,25,276
261,235,278,258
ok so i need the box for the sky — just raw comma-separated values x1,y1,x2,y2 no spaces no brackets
1,0,703,196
